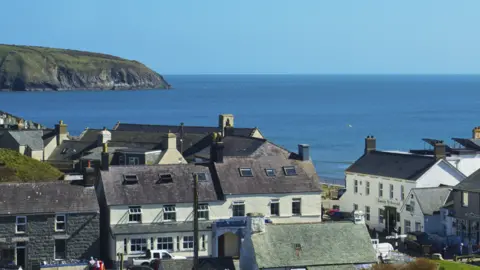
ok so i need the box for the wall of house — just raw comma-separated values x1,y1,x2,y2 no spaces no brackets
157,149,187,165
250,129,263,139
424,214,443,235
440,209,455,236
30,150,44,161
453,190,480,220
0,213,99,269
400,192,424,233
447,154,480,177
416,161,465,187
43,137,58,160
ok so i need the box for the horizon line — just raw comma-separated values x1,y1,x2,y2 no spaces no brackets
162,73,480,76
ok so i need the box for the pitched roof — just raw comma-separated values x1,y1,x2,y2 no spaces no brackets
114,123,255,137
185,136,267,160
251,222,377,268
0,181,98,215
100,164,219,206
411,187,452,215
47,140,95,161
161,257,237,270
346,151,437,180
213,156,322,195
454,167,480,192
7,130,44,150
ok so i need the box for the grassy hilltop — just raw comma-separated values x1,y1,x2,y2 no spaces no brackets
0,149,63,182
0,44,170,91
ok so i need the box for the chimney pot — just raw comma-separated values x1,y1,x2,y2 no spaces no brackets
364,135,376,154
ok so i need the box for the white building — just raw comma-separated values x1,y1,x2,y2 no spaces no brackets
95,137,322,264
339,136,466,234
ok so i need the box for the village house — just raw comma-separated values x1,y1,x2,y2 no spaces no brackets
339,136,466,234
239,212,377,270
440,194,456,237
95,134,322,264
0,180,100,270
398,186,452,235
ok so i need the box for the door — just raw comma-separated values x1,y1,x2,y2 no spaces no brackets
16,242,26,270
218,235,225,257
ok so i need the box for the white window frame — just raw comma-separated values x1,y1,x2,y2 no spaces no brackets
128,206,142,223
163,205,177,221
405,220,411,233
182,236,194,250
130,238,147,253
401,185,405,200
365,181,370,195
55,214,66,232
378,183,383,197
198,204,209,220
389,184,394,199
292,198,301,216
157,237,174,251
353,204,358,211
354,180,358,193
378,208,384,223
365,206,370,221
270,199,280,216
462,192,469,207
128,157,140,165
415,222,421,232
232,201,245,217
15,216,27,234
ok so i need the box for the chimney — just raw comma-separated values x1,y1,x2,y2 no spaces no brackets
210,141,224,163
298,144,310,161
218,114,234,137
55,120,68,145
97,127,112,146
163,132,177,150
246,213,266,234
224,126,235,137
473,127,480,140
17,119,25,130
364,135,376,154
101,143,109,171
434,140,446,161
83,160,96,187
353,210,365,225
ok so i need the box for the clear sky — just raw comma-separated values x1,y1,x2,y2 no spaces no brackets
2,0,479,74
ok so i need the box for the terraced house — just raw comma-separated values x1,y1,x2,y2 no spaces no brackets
95,134,322,264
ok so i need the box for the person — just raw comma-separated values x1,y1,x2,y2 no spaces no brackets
460,242,464,255
89,257,95,267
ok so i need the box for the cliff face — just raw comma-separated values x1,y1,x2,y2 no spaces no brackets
0,44,170,91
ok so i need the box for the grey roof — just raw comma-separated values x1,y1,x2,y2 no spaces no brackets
114,123,256,137
185,136,267,159
346,151,437,180
0,181,99,215
47,140,95,161
454,167,480,192
452,138,480,151
251,222,377,268
8,130,44,150
110,221,211,235
160,258,237,270
411,187,452,215
213,156,322,195
100,164,219,206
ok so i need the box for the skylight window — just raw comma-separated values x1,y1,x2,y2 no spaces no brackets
61,148,69,154
123,174,139,184
294,243,302,250
265,169,276,177
283,166,297,176
239,168,253,177
157,174,173,184
193,172,208,182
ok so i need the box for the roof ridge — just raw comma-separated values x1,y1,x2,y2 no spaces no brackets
373,150,435,159
117,123,254,130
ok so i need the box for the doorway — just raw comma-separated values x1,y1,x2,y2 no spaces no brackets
384,206,397,234
16,242,26,270
218,235,225,257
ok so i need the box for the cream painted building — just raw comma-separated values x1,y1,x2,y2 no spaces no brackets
339,136,465,234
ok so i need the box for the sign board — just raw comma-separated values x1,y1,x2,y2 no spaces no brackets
377,198,401,206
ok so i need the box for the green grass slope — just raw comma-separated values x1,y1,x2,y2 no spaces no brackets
0,149,63,182
0,44,170,91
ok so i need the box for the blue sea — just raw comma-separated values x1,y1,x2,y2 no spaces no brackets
1,75,480,181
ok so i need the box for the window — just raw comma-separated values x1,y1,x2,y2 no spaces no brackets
410,201,415,212
365,206,370,221
353,204,358,211
292,198,301,216
354,180,358,194
201,235,206,250
365,181,370,195
401,185,405,200
162,253,172,259
128,206,142,223
54,239,66,259
183,236,194,250
157,237,173,251
270,199,280,216
404,220,411,233
379,209,384,223
55,214,66,232
176,236,180,251
283,166,297,176
123,174,139,184
157,174,173,184
265,169,276,177
119,155,125,165
124,239,127,254
128,157,139,165
15,216,27,234
462,192,469,207
389,184,394,199
194,172,207,182
150,237,154,250
163,205,176,221
415,222,421,231
233,201,245,217
239,168,253,177
378,183,383,197
198,204,209,220
130,238,147,253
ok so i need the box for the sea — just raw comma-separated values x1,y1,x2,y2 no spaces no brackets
1,75,480,182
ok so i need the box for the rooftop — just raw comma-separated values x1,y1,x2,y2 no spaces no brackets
409,187,452,215
454,167,480,192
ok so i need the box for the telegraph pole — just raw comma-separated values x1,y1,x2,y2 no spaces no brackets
193,173,199,270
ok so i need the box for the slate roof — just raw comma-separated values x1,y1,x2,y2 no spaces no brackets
111,221,211,235
7,130,44,150
185,136,267,160
0,181,99,215
346,151,437,180
410,187,452,215
251,222,377,269
213,156,322,195
454,167,480,192
47,140,95,161
114,123,256,137
100,164,219,206
160,257,237,270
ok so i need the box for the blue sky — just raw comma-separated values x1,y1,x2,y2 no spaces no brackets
2,0,479,74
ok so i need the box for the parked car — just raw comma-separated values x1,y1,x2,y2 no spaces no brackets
130,249,187,266
127,266,153,270
404,232,442,254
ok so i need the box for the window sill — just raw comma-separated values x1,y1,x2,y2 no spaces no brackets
15,232,26,235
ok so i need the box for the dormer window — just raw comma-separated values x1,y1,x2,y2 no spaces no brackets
123,174,139,185
265,169,276,177
193,172,208,182
239,168,253,177
283,166,297,176
157,174,173,184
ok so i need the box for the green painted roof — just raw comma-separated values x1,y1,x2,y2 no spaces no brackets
251,222,377,269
